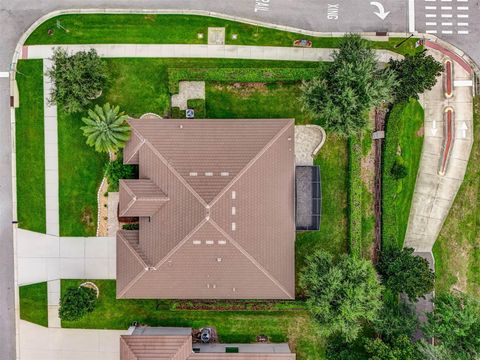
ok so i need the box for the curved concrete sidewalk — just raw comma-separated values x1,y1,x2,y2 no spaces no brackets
404,46,474,253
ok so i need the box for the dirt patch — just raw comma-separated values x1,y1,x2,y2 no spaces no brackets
361,146,375,192
416,126,425,137
81,207,95,230
97,178,109,237
213,82,268,97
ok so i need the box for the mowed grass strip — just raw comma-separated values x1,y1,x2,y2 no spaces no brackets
58,110,107,236
61,280,325,359
19,282,48,327
25,14,419,55
15,60,46,233
296,135,349,283
205,82,313,124
382,100,424,249
434,96,480,296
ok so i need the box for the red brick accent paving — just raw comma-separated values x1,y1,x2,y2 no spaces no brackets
425,40,472,75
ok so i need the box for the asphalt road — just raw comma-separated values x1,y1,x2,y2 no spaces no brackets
0,0,479,359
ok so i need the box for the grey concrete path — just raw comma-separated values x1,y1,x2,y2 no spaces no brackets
23,43,402,63
404,49,473,253
171,81,205,110
16,229,116,286
19,320,126,360
47,280,60,328
43,59,60,236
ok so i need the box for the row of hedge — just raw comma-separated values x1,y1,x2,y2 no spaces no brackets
168,67,323,93
348,135,363,258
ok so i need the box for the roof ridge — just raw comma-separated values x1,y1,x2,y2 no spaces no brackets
208,119,293,208
124,124,146,164
117,232,148,298
209,219,294,299
120,337,138,359
152,217,209,270
119,181,137,217
144,142,208,208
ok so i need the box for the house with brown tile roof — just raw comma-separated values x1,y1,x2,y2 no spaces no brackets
120,326,296,360
117,117,296,299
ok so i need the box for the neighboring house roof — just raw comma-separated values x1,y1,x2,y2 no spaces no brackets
120,334,296,360
117,118,296,299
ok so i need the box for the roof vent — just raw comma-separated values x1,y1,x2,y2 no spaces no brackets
206,240,214,245
217,257,222,262
218,240,226,245
193,240,201,245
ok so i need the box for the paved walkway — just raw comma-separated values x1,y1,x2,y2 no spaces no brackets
171,81,205,110
294,125,326,165
22,44,402,63
43,59,60,236
19,320,126,360
404,47,474,253
16,229,116,286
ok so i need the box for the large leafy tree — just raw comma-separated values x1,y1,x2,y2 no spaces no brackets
48,48,108,113
377,247,434,301
300,250,383,341
301,34,397,137
81,103,131,154
389,50,443,102
422,292,480,359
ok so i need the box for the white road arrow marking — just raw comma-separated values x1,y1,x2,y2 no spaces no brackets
459,121,468,138
370,1,391,20
431,119,438,136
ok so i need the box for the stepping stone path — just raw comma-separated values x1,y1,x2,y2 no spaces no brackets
208,27,225,45
171,81,205,110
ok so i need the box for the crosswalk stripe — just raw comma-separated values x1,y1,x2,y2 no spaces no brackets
457,22,469,26
442,30,453,34
457,14,469,17
441,22,453,25
426,30,438,33
441,14,453,17
426,22,437,25
457,6,469,9
458,30,469,34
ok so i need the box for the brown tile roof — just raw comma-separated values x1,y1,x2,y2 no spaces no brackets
120,335,192,360
119,179,169,217
120,335,296,360
117,119,296,299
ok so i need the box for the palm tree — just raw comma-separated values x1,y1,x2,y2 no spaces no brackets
81,103,131,154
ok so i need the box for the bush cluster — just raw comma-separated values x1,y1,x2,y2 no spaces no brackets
168,67,322,93
104,156,137,192
59,286,97,321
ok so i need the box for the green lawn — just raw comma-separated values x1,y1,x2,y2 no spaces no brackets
15,60,46,233
58,110,108,236
382,100,424,250
25,14,419,55
296,135,349,281
206,82,313,124
19,282,48,327
434,97,480,296
60,280,325,359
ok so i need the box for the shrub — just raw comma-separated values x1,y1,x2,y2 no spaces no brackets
47,48,107,113
104,155,137,192
390,159,408,179
59,286,97,321
122,223,139,230
377,247,434,300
